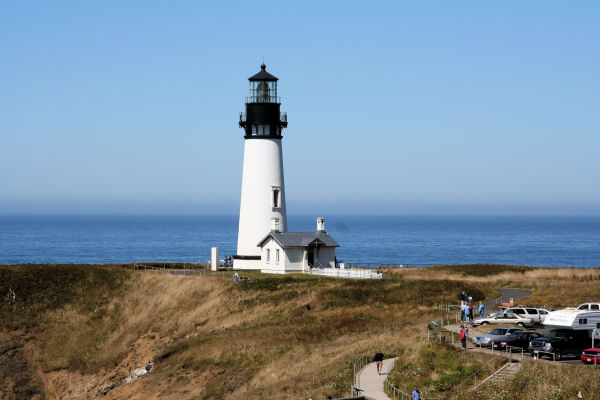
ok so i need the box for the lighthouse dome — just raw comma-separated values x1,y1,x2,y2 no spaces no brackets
248,64,278,81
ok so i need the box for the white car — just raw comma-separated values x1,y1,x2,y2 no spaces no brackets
502,307,550,325
472,312,534,327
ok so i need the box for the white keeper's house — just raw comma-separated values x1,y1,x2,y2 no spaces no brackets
232,65,339,273
257,217,339,274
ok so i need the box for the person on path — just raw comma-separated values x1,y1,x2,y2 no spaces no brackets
374,349,384,375
460,301,466,322
478,301,485,317
412,386,421,400
464,303,471,322
469,304,474,322
460,324,468,349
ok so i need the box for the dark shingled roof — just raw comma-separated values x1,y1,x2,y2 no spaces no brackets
257,232,339,248
249,64,278,81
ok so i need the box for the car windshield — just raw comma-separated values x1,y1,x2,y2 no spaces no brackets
547,330,569,338
490,328,507,335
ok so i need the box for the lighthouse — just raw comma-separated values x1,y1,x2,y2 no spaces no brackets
233,64,288,270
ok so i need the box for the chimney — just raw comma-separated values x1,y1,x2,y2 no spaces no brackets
316,217,325,233
271,217,280,233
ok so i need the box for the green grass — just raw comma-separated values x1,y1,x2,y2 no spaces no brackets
460,359,600,400
0,264,131,329
431,264,532,277
387,343,504,398
317,278,487,308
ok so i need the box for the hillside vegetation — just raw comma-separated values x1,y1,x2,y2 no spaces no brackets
1,263,599,399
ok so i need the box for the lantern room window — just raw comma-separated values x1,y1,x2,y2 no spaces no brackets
249,81,278,103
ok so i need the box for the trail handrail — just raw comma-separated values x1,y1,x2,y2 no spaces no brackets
383,358,440,400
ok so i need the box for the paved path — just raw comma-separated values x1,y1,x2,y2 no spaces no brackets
483,288,532,313
355,289,534,400
357,358,396,400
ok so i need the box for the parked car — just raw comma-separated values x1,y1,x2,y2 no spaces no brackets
529,329,591,360
492,331,544,350
581,348,600,364
502,307,550,325
472,327,525,347
472,312,534,327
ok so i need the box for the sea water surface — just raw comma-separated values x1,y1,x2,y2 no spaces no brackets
0,215,599,267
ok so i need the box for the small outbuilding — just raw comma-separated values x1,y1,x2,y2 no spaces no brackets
257,218,339,273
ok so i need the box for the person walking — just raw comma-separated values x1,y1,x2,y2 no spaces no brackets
374,349,384,375
478,301,485,317
469,303,474,322
412,386,420,400
460,324,468,349
460,301,466,322
464,303,471,322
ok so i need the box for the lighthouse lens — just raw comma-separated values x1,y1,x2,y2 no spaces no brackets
258,82,269,101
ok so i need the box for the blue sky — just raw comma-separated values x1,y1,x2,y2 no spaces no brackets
1,1,599,215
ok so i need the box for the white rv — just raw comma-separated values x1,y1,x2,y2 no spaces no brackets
543,303,600,330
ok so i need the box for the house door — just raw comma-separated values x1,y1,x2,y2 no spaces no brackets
307,247,315,267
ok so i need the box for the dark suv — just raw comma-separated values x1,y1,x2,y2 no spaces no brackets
529,329,591,360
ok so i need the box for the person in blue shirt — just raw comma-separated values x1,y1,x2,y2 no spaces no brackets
478,301,485,317
460,302,467,322
412,386,420,400
464,303,471,322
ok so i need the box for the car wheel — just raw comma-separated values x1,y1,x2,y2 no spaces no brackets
555,351,562,361
481,321,489,325
516,322,525,327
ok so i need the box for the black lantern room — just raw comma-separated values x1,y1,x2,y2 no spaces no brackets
239,64,288,139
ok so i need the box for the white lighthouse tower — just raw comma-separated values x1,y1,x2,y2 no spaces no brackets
233,64,288,270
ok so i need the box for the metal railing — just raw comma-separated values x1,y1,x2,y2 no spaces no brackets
349,354,371,397
384,379,415,400
506,345,525,361
531,350,556,362
245,95,281,103
383,358,440,400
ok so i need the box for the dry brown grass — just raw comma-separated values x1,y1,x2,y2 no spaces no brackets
1,266,497,399
460,359,600,400
386,265,600,309
4,264,600,400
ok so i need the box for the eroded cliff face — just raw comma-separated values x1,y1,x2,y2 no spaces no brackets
0,334,44,400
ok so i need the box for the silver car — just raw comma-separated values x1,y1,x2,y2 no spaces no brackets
472,327,525,347
472,312,534,327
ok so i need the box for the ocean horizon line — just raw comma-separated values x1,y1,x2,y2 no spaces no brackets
2,213,600,218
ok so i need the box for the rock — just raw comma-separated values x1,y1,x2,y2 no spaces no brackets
99,383,115,395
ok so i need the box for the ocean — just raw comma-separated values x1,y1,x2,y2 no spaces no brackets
0,215,599,267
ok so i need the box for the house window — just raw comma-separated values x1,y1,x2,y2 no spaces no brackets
276,249,280,264
272,186,281,208
266,249,270,263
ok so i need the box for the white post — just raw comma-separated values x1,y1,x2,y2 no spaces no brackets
211,247,218,271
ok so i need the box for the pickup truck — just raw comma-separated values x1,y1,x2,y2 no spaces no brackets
528,329,591,360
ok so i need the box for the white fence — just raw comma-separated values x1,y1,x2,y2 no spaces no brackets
309,268,383,279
